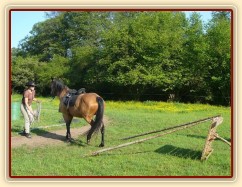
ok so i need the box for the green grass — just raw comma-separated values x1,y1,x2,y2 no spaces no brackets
10,94,232,177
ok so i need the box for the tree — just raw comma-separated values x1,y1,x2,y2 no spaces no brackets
182,12,210,103
11,56,39,93
95,12,188,100
205,11,231,105
12,11,231,105
34,55,70,95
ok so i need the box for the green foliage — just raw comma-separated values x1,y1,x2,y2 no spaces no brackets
181,12,210,102
11,11,231,105
11,56,39,92
35,55,70,94
205,12,231,105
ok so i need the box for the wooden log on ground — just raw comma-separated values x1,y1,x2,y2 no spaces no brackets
121,115,221,140
90,116,221,156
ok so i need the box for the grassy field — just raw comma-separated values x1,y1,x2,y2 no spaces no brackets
10,94,232,177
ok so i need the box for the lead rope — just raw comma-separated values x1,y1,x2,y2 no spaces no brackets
36,102,41,122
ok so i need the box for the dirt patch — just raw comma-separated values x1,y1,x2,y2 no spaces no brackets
11,116,110,148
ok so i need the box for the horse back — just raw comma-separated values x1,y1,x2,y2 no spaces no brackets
68,93,103,119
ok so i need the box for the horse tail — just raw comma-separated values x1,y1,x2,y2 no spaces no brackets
91,97,104,134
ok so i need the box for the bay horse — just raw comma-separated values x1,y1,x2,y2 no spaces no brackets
50,78,105,147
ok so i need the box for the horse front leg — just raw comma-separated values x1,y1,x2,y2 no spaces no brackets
63,114,73,141
66,121,71,140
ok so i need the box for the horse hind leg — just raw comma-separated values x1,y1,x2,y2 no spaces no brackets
87,120,95,145
99,122,105,147
87,120,105,147
87,96,105,146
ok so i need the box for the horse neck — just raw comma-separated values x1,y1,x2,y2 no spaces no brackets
58,87,69,100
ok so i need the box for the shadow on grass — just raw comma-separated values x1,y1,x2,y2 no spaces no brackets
155,144,202,160
11,126,23,134
86,145,202,159
181,134,207,139
32,128,65,140
30,128,86,147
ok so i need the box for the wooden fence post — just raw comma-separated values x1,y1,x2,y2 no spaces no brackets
201,116,224,161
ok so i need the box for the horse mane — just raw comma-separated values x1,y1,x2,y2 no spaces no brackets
52,79,66,95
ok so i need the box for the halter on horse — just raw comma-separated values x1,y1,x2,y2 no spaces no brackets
50,79,105,147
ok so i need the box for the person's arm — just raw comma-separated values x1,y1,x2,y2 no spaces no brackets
33,98,40,103
24,97,34,114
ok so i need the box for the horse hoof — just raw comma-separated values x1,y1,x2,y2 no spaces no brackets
66,134,71,140
99,143,104,147
66,139,71,143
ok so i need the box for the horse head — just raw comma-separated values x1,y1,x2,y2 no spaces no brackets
50,78,65,97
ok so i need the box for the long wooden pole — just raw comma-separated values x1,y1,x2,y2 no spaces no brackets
90,116,221,156
121,115,221,140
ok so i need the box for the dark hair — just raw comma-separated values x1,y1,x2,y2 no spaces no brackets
50,79,65,96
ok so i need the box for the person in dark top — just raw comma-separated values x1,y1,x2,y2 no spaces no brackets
20,81,40,138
